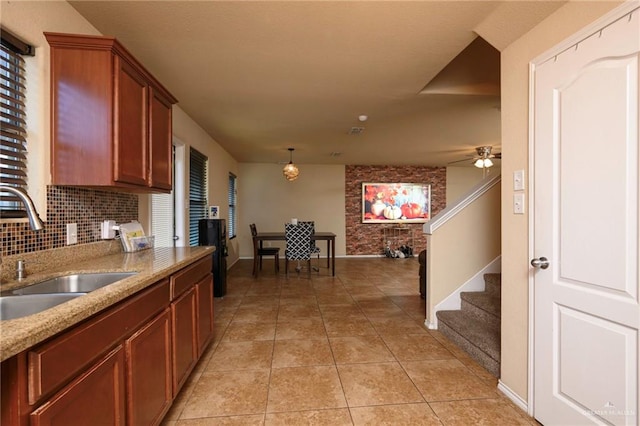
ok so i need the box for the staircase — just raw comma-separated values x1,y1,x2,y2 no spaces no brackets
436,273,501,377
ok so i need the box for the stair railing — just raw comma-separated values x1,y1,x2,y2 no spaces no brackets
422,173,501,328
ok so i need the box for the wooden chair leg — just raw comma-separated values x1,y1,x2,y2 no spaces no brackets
274,254,279,273
285,258,289,278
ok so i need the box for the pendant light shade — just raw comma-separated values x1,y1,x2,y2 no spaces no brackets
283,148,299,181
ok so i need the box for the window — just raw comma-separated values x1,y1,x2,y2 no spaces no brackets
151,146,175,247
228,173,237,239
188,147,207,246
0,29,34,218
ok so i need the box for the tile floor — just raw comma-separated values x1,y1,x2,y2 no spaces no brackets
162,257,536,425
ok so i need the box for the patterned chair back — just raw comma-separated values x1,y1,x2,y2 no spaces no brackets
285,223,312,260
299,221,321,253
249,223,258,237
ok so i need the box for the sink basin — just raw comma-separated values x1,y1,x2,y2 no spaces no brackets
0,293,86,320
9,272,137,295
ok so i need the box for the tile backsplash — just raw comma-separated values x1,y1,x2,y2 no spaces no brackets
1,186,138,257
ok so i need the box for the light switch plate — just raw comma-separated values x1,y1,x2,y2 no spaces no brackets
514,170,525,191
66,223,78,245
513,193,525,214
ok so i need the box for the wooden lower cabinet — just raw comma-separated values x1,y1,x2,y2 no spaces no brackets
196,276,214,357
0,257,214,425
171,288,197,396
125,308,172,426
30,346,126,426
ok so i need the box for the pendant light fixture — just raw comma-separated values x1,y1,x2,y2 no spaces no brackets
283,148,299,181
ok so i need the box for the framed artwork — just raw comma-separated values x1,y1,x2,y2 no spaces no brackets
208,205,219,219
362,183,431,223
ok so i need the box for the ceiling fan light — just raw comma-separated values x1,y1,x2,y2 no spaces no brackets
474,159,485,168
484,158,493,168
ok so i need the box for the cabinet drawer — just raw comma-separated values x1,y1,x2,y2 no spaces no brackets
171,256,211,299
28,280,170,404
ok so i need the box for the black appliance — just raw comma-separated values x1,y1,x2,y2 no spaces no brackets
198,219,228,297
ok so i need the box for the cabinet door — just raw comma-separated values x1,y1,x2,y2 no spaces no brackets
196,275,214,356
30,346,125,426
125,309,172,426
149,88,173,191
114,56,148,186
171,288,197,396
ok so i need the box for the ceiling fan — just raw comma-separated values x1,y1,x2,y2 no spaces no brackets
448,146,501,169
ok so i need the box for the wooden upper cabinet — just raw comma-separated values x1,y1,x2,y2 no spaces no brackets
149,88,173,190
45,32,177,193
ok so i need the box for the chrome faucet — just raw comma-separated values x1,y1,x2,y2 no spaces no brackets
0,184,45,231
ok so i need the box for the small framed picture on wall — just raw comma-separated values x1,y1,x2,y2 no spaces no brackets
209,205,219,219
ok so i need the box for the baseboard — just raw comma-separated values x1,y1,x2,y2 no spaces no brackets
434,256,501,312
497,380,529,414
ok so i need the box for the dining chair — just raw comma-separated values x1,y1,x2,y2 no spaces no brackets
284,222,312,278
299,221,321,274
250,223,280,277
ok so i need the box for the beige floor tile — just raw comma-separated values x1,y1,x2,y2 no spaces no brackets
277,304,322,321
272,339,334,367
329,335,395,364
402,359,498,402
350,403,442,425
315,293,356,305
223,321,277,342
275,319,327,340
240,296,280,308
429,398,532,425
337,362,424,407
264,408,352,425
207,341,274,371
278,294,318,306
357,300,405,317
233,305,279,323
180,370,270,418
323,317,376,337
381,333,454,361
267,366,347,413
176,415,265,425
368,316,428,335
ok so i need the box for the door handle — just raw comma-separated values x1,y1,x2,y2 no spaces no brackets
530,257,550,269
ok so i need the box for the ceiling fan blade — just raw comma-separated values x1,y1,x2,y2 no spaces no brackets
447,158,475,164
492,153,502,159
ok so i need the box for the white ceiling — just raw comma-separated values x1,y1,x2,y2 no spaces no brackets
68,1,564,166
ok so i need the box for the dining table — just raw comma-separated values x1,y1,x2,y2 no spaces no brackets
253,231,336,277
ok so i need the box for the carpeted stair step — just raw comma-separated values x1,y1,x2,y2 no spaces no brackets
483,273,501,296
460,292,501,329
437,309,500,377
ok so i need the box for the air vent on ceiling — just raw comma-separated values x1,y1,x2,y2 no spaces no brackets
349,127,365,135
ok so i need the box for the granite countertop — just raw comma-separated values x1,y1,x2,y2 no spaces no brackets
0,246,215,361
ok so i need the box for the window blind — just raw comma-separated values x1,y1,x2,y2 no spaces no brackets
228,173,237,238
0,30,34,218
189,147,208,246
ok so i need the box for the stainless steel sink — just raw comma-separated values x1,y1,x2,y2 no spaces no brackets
0,293,86,320
9,272,137,295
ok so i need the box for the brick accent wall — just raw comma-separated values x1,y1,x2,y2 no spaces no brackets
1,186,138,256
345,165,446,255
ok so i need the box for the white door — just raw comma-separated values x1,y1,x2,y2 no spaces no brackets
532,4,639,426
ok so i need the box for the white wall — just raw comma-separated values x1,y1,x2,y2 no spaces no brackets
445,166,497,204
500,0,621,402
238,163,346,258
